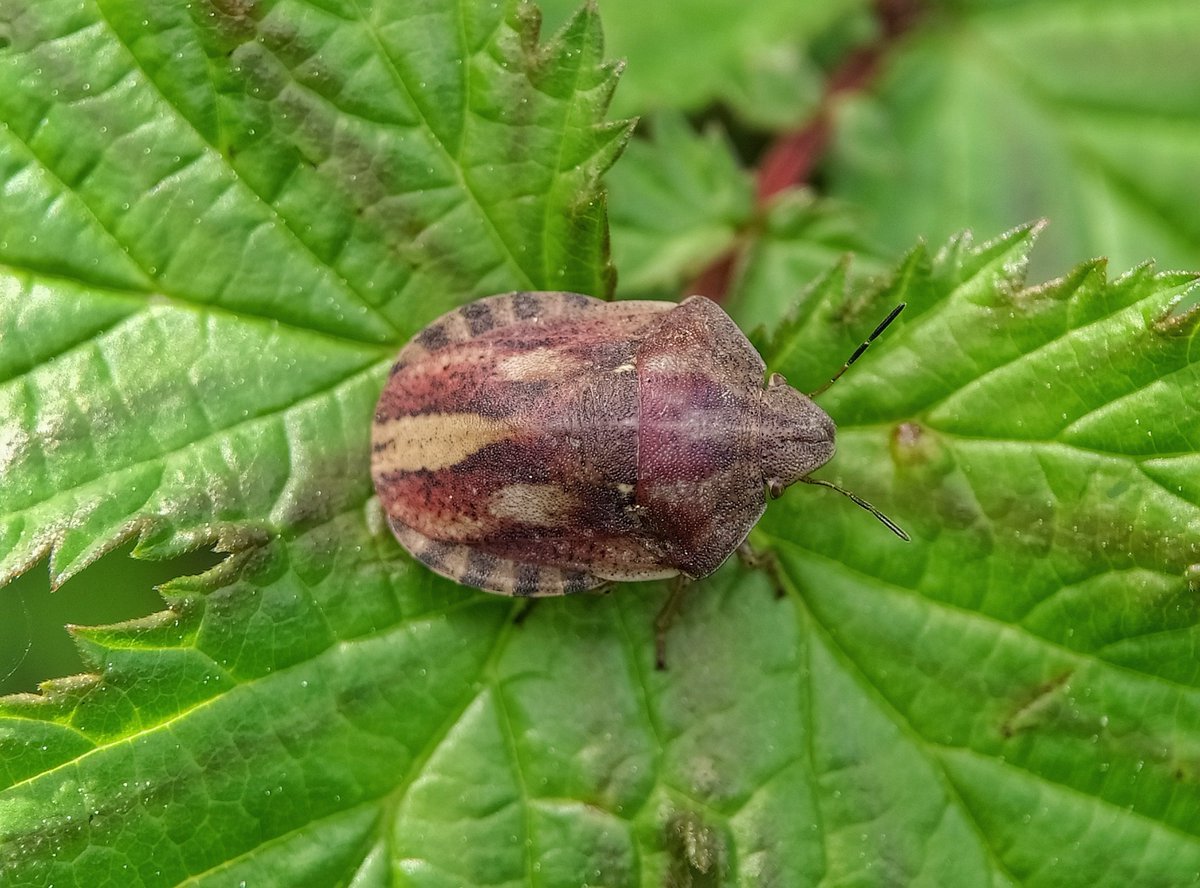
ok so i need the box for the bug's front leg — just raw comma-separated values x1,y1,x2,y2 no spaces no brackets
736,541,787,599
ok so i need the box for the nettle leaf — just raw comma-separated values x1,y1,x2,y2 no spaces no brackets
749,224,1200,885
2,3,1200,887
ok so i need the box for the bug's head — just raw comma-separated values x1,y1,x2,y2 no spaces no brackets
757,302,910,541
759,372,836,497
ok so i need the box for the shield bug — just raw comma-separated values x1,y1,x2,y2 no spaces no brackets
371,291,906,600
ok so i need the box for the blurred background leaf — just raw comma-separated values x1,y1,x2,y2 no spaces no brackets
563,0,1200,299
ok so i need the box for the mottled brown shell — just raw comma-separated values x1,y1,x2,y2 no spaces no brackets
371,291,835,596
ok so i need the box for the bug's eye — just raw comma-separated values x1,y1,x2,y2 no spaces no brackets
767,478,785,499
768,372,787,388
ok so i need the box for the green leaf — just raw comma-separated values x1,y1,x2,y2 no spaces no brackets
825,0,1200,281
4,3,1200,886
747,224,1200,884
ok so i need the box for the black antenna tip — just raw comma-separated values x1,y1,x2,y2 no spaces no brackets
810,302,907,398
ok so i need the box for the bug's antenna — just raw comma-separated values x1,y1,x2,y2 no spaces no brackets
801,477,910,541
810,303,906,398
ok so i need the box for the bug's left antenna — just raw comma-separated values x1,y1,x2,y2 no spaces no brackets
810,302,905,398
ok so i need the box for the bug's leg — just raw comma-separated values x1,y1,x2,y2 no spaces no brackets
736,541,786,599
515,581,610,626
513,599,539,626
654,577,691,671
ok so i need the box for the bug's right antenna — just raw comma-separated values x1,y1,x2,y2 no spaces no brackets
810,303,906,398
801,477,910,541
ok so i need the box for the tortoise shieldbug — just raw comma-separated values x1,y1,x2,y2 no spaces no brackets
370,291,906,598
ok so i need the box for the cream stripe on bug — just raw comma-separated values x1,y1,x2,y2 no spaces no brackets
372,413,516,473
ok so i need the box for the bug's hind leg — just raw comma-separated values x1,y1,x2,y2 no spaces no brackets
512,580,612,627
513,598,539,626
654,576,692,671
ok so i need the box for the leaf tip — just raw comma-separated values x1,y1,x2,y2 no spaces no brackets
1026,217,1050,239
541,0,605,57
34,672,102,700
1153,285,1200,337
47,520,147,592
